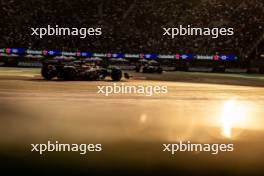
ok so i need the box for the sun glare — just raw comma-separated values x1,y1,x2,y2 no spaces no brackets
221,99,247,138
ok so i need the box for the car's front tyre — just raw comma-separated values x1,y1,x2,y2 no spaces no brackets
41,65,57,80
111,68,122,81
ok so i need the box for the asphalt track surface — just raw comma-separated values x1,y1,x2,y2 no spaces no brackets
0,67,264,175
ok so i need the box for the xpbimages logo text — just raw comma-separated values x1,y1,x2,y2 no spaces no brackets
163,141,234,155
162,25,234,39
31,141,102,155
30,25,102,38
97,83,168,96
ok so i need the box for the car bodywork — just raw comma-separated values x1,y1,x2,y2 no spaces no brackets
41,59,128,81
135,60,163,74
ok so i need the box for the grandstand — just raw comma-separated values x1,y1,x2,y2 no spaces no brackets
0,0,264,72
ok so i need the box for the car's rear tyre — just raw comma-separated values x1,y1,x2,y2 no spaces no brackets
63,67,76,80
157,67,163,74
142,67,148,73
111,69,122,81
41,65,56,80
135,66,140,72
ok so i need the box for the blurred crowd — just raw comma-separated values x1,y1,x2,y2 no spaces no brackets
1,0,264,55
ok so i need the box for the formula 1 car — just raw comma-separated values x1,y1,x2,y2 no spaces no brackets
41,59,129,81
135,60,163,74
